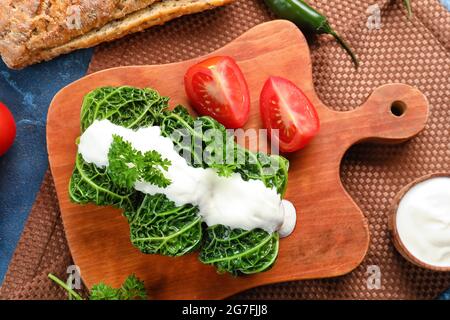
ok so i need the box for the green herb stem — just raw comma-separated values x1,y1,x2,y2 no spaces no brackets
48,273,83,300
404,0,413,18
330,30,359,68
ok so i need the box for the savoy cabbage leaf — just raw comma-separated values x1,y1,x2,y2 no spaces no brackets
80,86,168,132
199,225,279,275
69,154,139,212
69,86,168,211
160,105,288,275
127,194,202,256
69,86,289,275
161,106,289,194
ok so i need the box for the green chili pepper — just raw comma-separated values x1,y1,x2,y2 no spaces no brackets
404,0,413,18
264,0,359,68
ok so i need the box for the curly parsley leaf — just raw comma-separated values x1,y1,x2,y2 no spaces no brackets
210,163,236,178
118,274,148,300
90,274,147,300
108,135,171,190
90,283,120,300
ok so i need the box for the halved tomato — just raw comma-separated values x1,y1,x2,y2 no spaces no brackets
260,76,320,153
184,56,250,128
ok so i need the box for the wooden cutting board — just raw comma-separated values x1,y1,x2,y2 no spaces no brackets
47,20,429,299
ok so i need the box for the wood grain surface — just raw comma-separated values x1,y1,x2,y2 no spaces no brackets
46,20,429,299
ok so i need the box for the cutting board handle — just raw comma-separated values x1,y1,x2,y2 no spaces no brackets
346,83,429,145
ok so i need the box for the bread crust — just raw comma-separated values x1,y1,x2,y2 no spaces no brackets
0,0,235,69
0,1,160,66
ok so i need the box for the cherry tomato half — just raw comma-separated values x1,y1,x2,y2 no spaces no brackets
260,76,320,153
0,102,16,156
184,56,250,128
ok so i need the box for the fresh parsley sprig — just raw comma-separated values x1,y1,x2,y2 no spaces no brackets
108,135,171,190
210,163,237,178
48,273,147,300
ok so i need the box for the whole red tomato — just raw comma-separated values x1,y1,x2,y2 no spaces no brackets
0,102,16,156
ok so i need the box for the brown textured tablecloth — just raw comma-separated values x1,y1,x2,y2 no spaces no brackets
1,0,450,300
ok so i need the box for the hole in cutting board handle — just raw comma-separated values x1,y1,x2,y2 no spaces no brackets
390,101,407,117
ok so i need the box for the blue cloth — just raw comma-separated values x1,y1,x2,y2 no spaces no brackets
1,1,450,299
439,289,450,300
442,0,450,10
0,49,93,283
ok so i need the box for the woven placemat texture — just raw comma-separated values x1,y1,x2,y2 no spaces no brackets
1,0,449,300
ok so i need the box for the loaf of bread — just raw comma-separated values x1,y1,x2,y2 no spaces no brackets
0,0,235,69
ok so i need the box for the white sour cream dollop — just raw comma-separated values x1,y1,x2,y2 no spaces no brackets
78,120,297,234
